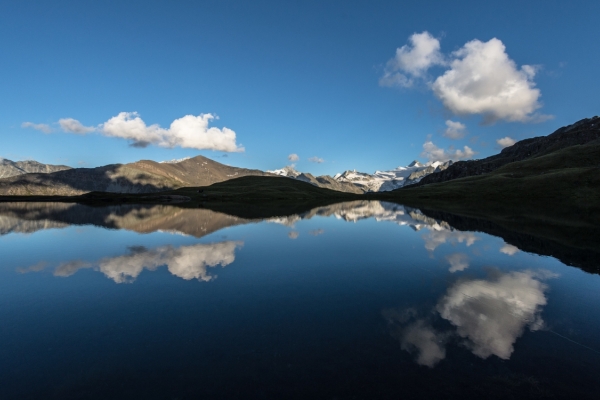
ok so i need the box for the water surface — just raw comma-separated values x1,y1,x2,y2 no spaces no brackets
1,201,599,399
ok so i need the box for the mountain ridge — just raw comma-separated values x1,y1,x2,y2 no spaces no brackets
0,155,273,196
415,116,600,186
0,159,71,179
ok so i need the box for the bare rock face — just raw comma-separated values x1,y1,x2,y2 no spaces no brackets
416,116,600,186
0,159,71,179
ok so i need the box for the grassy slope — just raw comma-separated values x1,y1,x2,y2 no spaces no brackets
381,142,600,217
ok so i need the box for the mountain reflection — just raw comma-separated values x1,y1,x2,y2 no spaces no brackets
19,241,243,283
383,269,555,367
2,199,599,272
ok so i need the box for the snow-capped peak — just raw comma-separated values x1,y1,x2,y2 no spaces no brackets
333,160,453,192
267,165,301,178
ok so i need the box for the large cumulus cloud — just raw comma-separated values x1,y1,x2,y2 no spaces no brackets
381,32,550,123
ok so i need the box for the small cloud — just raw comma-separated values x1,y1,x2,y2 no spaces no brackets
58,118,96,134
288,153,300,162
21,122,52,133
445,253,470,273
443,120,466,140
17,261,48,274
379,31,444,88
288,231,299,239
309,229,325,236
496,136,517,149
421,140,476,162
77,161,88,166
500,243,520,256
308,156,324,163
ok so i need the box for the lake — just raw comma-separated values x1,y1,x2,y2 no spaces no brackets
1,201,599,399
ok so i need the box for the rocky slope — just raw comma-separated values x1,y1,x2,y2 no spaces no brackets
0,159,71,179
416,116,600,186
0,155,272,196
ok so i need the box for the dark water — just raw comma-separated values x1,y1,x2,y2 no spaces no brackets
1,201,599,399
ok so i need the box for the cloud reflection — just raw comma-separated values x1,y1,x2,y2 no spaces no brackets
500,243,520,256
50,241,243,283
423,229,479,252
437,270,550,359
445,253,470,273
385,269,555,366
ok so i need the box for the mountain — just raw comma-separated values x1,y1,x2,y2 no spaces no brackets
267,166,364,194
334,160,453,192
268,161,452,194
0,159,71,179
416,116,600,186
0,155,272,196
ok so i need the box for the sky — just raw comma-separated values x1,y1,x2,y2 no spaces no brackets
1,0,599,176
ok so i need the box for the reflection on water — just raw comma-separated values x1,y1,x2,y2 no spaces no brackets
1,200,600,399
384,269,554,367
19,241,243,283
438,269,552,359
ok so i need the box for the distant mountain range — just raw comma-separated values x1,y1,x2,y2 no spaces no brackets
1,116,598,197
268,160,452,192
0,155,450,196
0,159,71,179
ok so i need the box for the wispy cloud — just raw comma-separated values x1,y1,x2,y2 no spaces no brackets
288,153,299,162
21,122,52,133
308,156,324,163
58,118,95,134
443,120,466,140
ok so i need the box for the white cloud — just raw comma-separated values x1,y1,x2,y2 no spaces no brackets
308,156,324,163
58,118,96,134
443,120,467,140
100,112,244,152
437,270,550,359
54,241,243,283
381,33,550,123
500,243,520,256
497,136,517,149
288,153,300,162
400,319,447,367
380,31,443,88
432,38,545,123
288,231,299,239
445,253,470,272
21,122,52,133
421,140,476,162
422,228,479,253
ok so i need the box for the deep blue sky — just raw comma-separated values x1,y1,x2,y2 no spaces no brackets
1,0,598,175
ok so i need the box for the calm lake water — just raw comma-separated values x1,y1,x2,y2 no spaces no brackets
1,201,599,399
